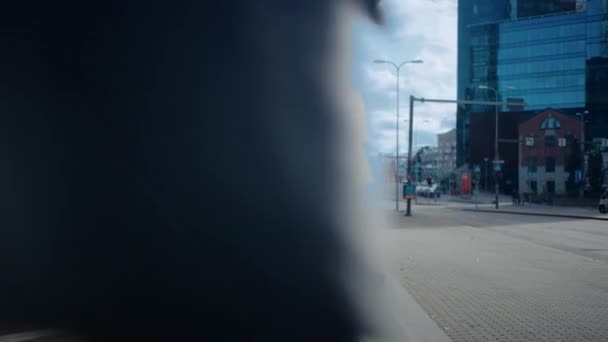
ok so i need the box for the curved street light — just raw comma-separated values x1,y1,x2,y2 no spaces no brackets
477,85,516,209
373,59,424,211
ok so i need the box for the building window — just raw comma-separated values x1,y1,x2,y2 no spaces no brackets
546,181,555,194
525,136,535,147
541,117,561,130
530,181,538,194
545,135,557,147
546,156,556,173
527,157,537,173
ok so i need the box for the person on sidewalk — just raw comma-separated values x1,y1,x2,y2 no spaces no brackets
512,188,521,206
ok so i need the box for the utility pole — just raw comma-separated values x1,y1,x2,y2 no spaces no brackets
406,95,414,216
484,157,489,193
477,85,515,209
577,110,589,201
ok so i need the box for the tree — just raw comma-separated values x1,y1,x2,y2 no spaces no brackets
414,146,431,183
415,146,430,164
588,151,604,196
565,138,582,197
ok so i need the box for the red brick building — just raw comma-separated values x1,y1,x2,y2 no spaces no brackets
518,109,581,195
469,111,520,194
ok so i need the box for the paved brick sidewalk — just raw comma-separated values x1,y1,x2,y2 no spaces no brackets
382,208,608,342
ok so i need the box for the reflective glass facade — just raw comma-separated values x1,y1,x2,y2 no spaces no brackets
470,12,588,111
457,0,608,166
517,0,577,18
457,0,511,166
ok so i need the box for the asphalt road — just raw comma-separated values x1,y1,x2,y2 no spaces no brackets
380,205,608,342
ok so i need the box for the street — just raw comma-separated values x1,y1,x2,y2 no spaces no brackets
379,204,608,342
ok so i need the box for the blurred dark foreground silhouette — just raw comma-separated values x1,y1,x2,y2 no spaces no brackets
0,1,385,341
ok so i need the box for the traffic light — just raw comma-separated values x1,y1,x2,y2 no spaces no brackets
496,172,503,181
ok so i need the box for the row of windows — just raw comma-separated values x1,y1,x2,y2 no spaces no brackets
500,12,587,33
500,36,585,51
470,35,584,52
496,51,586,65
472,38,585,57
471,49,492,61
527,157,556,173
496,58,584,76
525,135,568,147
466,90,584,111
499,23,586,44
587,42,608,58
498,69,584,83
501,84,584,95
498,75,585,90
475,57,585,77
470,33,492,46
497,40,585,60
587,2,608,16
504,91,584,109
471,12,605,47
586,20,608,39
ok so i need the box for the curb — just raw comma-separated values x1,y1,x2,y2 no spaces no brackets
462,208,608,221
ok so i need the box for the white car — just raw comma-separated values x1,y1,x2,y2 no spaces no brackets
599,189,607,214
416,185,430,196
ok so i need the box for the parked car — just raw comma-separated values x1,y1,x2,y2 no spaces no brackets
599,189,607,214
416,184,441,198
416,185,430,197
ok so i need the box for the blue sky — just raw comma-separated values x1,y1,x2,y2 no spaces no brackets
352,0,458,155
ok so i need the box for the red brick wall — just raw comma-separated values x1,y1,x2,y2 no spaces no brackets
519,110,581,167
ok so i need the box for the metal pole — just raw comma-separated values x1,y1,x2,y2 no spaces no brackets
406,95,414,216
580,114,585,201
494,88,500,210
484,158,489,193
373,60,424,212
476,172,479,209
395,67,400,212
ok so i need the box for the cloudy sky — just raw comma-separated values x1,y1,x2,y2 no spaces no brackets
352,0,458,155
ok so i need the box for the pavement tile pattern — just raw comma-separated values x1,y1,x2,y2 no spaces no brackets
385,208,608,342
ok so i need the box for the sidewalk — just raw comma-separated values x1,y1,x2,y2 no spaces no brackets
444,193,510,205
462,202,608,221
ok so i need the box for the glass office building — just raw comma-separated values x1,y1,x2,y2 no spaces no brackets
470,12,587,111
457,0,511,166
457,0,608,166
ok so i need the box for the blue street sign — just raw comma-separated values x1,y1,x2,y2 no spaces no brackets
473,165,481,173
575,170,582,183
405,184,417,199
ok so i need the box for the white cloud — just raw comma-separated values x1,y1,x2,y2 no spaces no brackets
355,0,458,153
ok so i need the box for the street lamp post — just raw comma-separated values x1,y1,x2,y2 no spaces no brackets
478,85,500,209
403,119,410,181
484,157,489,193
576,110,589,201
374,59,423,212
478,85,515,209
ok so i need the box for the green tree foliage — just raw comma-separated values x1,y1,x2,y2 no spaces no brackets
415,146,430,164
